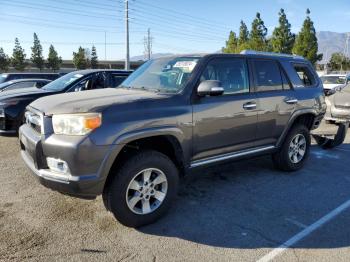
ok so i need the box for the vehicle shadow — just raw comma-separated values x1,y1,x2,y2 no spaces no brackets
138,143,350,249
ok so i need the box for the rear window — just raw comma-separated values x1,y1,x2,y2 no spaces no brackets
293,65,316,87
110,74,128,88
252,60,283,91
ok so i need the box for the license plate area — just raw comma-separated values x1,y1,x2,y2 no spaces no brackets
20,130,46,169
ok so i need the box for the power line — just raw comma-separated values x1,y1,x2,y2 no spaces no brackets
0,39,142,46
134,0,232,31
2,0,122,21
131,7,230,35
131,20,225,41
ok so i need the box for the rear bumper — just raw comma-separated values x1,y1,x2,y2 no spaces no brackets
19,124,113,199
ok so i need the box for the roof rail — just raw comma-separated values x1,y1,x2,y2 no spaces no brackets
240,50,304,59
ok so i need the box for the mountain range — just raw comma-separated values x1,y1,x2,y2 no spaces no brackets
130,31,350,64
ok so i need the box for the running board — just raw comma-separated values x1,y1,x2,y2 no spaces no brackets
190,145,276,168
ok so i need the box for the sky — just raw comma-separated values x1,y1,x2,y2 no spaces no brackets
0,0,350,60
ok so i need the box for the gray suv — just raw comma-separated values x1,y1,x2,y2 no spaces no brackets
19,51,326,227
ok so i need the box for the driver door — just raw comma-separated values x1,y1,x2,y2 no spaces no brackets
192,57,258,161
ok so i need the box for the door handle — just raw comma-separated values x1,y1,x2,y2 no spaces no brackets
284,97,298,104
243,102,257,110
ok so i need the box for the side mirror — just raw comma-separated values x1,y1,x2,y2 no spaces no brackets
324,88,336,96
197,80,224,96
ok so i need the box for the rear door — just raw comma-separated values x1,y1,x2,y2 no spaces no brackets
251,58,297,146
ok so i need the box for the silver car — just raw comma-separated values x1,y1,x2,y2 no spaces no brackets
312,84,350,148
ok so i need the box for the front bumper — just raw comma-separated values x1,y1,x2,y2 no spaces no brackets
19,123,112,199
0,111,20,135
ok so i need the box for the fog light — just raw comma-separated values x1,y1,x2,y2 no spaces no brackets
46,157,69,174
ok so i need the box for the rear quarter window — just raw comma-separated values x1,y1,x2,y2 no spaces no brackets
292,64,317,87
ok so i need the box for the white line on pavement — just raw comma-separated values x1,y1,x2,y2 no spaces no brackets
257,198,350,262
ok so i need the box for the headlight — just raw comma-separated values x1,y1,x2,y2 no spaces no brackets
52,113,102,135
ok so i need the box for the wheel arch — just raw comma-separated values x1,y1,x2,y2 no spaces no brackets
276,110,318,148
100,127,187,192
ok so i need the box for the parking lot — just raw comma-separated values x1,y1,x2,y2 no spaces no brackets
0,132,350,262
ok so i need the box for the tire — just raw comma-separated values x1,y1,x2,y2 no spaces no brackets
321,122,348,149
104,150,179,228
312,135,329,147
272,124,311,172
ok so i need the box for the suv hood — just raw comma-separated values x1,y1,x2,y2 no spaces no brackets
30,88,167,115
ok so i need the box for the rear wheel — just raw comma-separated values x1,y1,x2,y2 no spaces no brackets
103,150,179,227
272,124,311,171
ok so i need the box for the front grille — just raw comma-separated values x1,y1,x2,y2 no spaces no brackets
25,110,42,134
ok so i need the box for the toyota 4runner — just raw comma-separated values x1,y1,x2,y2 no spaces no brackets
19,51,326,227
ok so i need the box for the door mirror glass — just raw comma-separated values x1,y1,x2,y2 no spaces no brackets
197,80,224,96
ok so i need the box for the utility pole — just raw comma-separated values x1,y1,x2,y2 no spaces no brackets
125,0,130,70
144,28,152,60
341,33,350,73
104,31,107,61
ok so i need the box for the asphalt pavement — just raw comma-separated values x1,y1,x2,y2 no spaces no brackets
0,132,350,261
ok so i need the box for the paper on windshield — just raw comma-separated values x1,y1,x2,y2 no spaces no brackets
173,61,197,73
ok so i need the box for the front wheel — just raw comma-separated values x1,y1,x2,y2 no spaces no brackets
104,150,179,227
272,124,311,171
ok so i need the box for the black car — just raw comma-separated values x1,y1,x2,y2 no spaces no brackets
0,69,132,135
0,73,62,84
0,79,51,92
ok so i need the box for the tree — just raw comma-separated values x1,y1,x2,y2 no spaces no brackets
222,31,238,53
84,48,91,68
11,38,26,71
249,13,268,51
292,9,322,65
237,20,250,52
47,45,62,71
271,9,295,54
328,52,350,71
31,33,44,70
73,46,88,69
90,45,98,69
0,48,10,72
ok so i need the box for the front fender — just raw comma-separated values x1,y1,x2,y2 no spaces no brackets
96,126,190,188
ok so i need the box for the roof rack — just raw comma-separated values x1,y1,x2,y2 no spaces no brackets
240,50,304,59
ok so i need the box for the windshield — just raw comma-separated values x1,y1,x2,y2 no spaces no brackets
42,72,84,91
121,56,200,93
320,76,346,85
0,74,8,84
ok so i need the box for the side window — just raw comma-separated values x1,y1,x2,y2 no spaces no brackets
73,75,93,92
281,69,291,90
6,81,35,91
110,74,127,88
253,60,283,91
91,72,106,90
200,58,249,95
35,81,48,88
293,65,316,87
